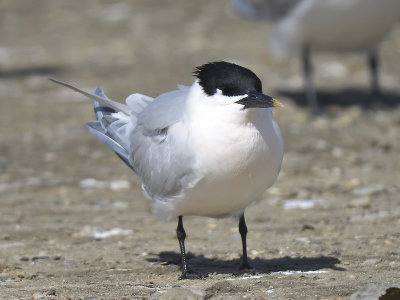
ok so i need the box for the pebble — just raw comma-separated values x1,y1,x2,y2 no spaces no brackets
73,225,132,239
353,184,386,196
349,283,400,300
362,258,380,265
46,289,56,296
79,178,108,189
32,256,50,261
109,180,131,191
319,61,348,78
0,157,9,169
0,242,24,249
315,139,328,150
79,178,131,191
295,237,310,243
92,199,127,209
0,177,43,193
154,287,204,300
101,3,131,22
283,199,315,210
331,147,344,158
351,210,396,222
348,197,371,208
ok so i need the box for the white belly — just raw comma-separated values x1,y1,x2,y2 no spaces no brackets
178,145,281,218
153,108,284,220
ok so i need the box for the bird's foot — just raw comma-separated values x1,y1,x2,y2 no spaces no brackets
178,270,201,280
233,263,256,276
310,106,323,116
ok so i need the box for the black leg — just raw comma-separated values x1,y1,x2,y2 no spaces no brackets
368,48,380,95
239,213,251,270
302,44,319,115
177,216,190,279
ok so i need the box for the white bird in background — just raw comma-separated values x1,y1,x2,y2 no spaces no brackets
50,61,284,279
233,0,400,114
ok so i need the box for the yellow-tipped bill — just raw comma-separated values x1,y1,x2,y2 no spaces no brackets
272,98,284,108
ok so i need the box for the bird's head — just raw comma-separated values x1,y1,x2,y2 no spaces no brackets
193,61,283,109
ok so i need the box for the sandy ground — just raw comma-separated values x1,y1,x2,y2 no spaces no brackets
1,1,400,299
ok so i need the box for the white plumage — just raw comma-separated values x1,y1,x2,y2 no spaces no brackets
50,61,284,278
88,79,283,221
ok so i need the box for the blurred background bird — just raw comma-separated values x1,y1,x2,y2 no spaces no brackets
232,0,400,114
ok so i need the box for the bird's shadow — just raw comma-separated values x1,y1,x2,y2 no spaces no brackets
146,251,345,277
276,87,400,110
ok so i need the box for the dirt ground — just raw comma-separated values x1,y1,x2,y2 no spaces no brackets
1,1,400,299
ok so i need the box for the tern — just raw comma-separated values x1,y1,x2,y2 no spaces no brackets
50,61,284,279
233,0,400,113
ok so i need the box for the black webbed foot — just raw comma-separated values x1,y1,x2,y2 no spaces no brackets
179,270,202,280
233,263,256,276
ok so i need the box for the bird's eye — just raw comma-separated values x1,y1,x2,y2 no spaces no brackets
220,86,238,97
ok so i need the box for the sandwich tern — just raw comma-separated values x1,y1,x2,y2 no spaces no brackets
50,61,284,279
233,0,400,113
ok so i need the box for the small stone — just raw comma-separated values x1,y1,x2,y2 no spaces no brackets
250,249,259,256
109,180,131,191
362,258,380,265
156,287,204,300
353,184,385,196
349,283,400,300
32,256,49,261
315,139,328,150
79,178,108,189
331,147,344,158
284,199,315,210
26,274,38,280
348,197,371,208
47,289,56,296
301,224,315,231
43,152,57,162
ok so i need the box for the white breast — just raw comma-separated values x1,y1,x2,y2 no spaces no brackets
156,84,284,219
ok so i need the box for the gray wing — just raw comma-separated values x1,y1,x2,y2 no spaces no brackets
128,86,199,201
86,88,136,171
232,0,301,21
52,78,197,202
135,86,189,134
83,84,198,201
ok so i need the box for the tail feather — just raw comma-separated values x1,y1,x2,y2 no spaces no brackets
101,115,130,151
92,87,117,122
49,78,131,115
86,120,135,172
89,87,135,171
51,78,136,171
